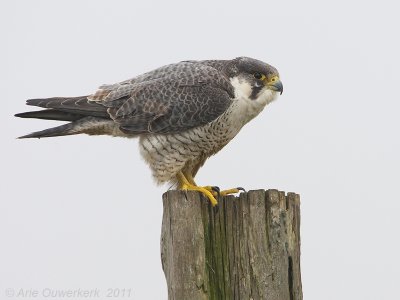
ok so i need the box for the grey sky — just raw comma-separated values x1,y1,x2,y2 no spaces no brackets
1,0,399,299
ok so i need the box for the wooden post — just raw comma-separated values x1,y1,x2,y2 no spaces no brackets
160,189,302,300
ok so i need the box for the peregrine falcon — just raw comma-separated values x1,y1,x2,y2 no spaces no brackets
16,57,283,206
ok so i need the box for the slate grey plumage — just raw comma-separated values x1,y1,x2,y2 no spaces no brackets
16,57,283,198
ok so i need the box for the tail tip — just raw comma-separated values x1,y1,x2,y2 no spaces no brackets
16,133,41,139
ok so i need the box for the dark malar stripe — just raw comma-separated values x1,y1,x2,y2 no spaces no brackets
249,85,263,100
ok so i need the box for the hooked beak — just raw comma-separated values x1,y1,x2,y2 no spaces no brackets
267,76,283,95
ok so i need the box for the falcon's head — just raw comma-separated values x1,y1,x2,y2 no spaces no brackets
227,57,283,108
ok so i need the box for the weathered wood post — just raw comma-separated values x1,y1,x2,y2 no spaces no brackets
161,189,302,300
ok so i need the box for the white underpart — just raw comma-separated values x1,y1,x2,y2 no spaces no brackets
139,76,279,184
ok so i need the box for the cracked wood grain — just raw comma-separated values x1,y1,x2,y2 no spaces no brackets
161,189,302,300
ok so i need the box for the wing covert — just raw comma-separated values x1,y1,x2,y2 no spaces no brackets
112,79,234,134
90,62,235,134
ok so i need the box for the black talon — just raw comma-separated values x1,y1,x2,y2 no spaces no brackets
211,186,221,196
237,187,246,192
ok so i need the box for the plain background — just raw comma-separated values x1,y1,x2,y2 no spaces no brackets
1,1,399,299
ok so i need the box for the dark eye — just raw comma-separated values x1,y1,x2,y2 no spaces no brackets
254,72,263,79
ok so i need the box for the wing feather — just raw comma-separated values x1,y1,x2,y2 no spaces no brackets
21,61,235,135
95,62,235,134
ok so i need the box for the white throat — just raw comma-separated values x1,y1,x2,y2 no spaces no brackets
229,76,278,124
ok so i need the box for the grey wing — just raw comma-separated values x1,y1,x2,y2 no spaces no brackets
88,62,201,102
15,61,234,138
91,62,235,134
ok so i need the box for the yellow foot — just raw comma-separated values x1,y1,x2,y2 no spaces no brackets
177,172,245,206
182,183,218,206
203,186,245,196
220,187,245,196
177,172,218,206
